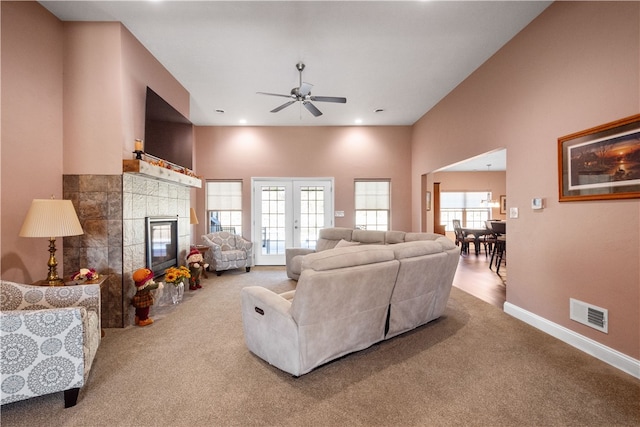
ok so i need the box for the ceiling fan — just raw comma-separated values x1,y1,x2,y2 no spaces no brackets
257,62,346,117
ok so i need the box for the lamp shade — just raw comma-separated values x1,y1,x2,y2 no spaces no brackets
190,207,199,225
19,199,84,238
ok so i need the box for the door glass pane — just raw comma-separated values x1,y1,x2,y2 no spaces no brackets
299,186,325,249
261,186,286,255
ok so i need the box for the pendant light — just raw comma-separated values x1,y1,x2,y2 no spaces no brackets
482,164,500,208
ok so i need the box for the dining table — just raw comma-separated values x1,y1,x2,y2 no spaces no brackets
461,227,493,256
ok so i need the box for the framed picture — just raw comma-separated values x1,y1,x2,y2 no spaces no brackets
558,114,640,202
500,195,507,214
425,191,431,211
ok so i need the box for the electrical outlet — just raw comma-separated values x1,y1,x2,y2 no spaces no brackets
334,211,345,217
509,207,519,219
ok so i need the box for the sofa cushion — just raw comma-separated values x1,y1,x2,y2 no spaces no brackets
435,236,457,250
391,241,443,259
302,245,394,272
385,230,406,244
335,239,360,248
220,249,247,262
404,232,440,242
315,227,353,251
352,229,386,244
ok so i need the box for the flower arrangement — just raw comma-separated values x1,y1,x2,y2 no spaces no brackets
164,266,191,286
71,268,100,282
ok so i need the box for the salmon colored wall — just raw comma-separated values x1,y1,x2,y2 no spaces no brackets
193,126,413,240
1,2,64,283
63,22,123,175
62,22,190,174
412,2,639,358
1,3,190,282
120,26,190,159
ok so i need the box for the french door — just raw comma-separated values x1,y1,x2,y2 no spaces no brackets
252,178,333,265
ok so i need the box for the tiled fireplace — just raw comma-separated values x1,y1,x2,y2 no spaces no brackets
63,172,192,327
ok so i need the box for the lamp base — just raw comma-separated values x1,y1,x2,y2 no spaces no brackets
32,278,66,286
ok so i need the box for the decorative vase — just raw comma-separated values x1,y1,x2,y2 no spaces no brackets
171,280,185,304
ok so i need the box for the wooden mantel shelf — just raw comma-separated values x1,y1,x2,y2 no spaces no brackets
123,159,202,188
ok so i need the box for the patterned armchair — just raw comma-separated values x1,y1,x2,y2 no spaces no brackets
202,231,253,276
0,280,101,407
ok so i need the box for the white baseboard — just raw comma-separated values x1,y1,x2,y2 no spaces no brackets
504,302,640,379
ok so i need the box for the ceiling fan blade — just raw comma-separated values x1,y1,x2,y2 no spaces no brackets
270,100,296,113
310,96,347,103
257,91,294,99
299,82,313,97
303,101,323,117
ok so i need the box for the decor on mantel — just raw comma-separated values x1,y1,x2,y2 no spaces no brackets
123,158,202,188
133,138,144,160
19,197,84,285
141,152,199,178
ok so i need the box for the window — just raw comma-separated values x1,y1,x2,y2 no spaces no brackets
354,180,390,231
441,191,491,231
206,180,243,235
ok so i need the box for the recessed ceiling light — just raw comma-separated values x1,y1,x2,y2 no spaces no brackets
354,119,363,124
239,119,247,124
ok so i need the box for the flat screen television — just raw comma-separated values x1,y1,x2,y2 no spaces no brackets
144,87,193,170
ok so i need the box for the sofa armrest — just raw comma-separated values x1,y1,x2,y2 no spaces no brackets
235,236,253,251
240,286,301,375
201,234,223,263
0,307,87,404
285,248,315,280
235,236,254,267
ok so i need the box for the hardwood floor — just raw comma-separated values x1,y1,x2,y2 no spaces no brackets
452,247,506,309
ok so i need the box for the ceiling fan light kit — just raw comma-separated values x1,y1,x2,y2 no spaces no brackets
257,62,346,117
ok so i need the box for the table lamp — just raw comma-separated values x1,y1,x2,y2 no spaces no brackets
190,207,199,225
19,198,84,285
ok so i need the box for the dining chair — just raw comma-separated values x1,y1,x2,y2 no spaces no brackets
452,219,475,255
478,220,497,258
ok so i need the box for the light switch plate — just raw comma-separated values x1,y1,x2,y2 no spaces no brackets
509,207,519,219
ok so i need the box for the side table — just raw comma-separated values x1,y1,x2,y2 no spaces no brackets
195,245,210,278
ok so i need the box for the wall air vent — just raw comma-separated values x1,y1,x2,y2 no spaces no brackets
570,298,608,333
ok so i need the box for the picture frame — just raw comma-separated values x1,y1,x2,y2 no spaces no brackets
558,114,640,202
425,191,431,211
500,195,507,214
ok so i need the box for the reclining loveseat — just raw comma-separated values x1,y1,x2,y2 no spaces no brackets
241,232,459,376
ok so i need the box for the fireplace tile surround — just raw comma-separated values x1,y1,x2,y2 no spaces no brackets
63,173,191,327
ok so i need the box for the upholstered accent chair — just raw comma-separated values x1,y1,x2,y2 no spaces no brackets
0,280,101,407
202,231,253,275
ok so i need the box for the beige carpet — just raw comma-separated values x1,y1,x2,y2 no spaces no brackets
2,267,639,426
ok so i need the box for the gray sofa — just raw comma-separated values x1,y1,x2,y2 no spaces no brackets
241,235,459,376
286,227,449,280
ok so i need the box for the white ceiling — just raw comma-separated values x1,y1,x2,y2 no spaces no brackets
40,0,550,131
435,148,506,172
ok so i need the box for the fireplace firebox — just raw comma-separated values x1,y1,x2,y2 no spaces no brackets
145,216,178,277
